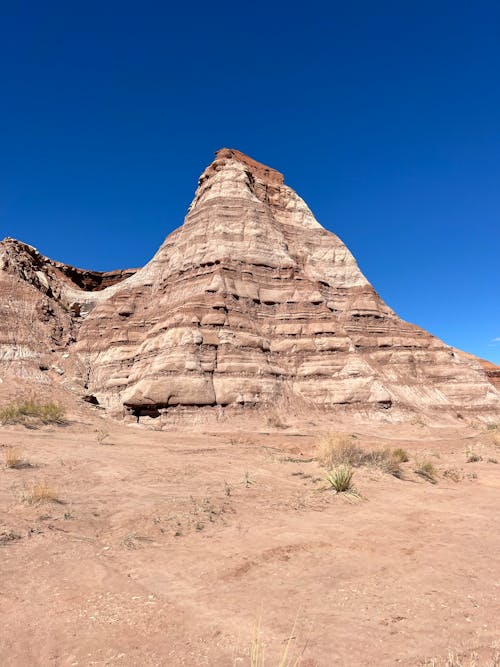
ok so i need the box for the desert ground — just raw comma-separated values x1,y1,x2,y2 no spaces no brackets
0,404,499,667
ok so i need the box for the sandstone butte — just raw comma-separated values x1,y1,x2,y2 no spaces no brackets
0,147,499,423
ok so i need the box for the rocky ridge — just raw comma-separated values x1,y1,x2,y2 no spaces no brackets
1,148,499,421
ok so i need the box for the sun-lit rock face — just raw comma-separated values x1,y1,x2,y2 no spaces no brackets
0,238,136,392
1,148,499,419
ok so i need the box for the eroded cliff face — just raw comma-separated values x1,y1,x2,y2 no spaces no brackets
1,148,499,419
0,238,136,392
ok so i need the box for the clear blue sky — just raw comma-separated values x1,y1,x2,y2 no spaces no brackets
1,1,499,363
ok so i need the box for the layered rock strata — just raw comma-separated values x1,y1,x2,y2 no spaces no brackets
0,238,136,388
1,148,498,419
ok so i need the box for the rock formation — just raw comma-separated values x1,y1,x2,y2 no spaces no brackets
1,148,499,420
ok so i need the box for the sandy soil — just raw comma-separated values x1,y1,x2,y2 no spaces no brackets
0,409,499,666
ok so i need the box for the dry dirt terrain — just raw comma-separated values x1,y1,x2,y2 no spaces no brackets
1,405,499,666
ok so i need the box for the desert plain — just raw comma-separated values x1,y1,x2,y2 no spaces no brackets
1,405,499,666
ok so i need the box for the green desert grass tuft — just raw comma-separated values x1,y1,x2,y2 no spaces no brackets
0,398,66,426
326,464,355,494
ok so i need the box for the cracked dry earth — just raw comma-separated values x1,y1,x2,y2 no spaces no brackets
0,410,499,666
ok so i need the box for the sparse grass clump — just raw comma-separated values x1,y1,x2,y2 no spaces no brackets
21,481,60,505
266,411,288,429
443,467,462,483
4,447,25,469
236,614,303,667
96,428,110,445
392,447,410,463
0,530,21,546
415,460,437,482
466,447,482,463
425,647,500,666
243,472,254,487
378,453,404,479
316,433,405,478
316,433,367,468
0,398,66,426
360,447,404,478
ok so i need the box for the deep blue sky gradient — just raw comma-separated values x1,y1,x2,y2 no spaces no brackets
1,1,499,361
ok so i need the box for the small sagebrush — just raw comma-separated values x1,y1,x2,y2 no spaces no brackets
0,398,66,425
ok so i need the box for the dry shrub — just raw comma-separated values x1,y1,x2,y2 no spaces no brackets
96,428,110,445
4,447,24,469
466,447,482,463
361,447,403,478
378,453,404,478
0,398,66,425
0,530,21,546
415,460,437,482
316,434,404,478
392,447,410,463
21,481,59,505
266,411,288,429
316,433,367,468
236,613,304,667
425,648,500,666
443,467,463,483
